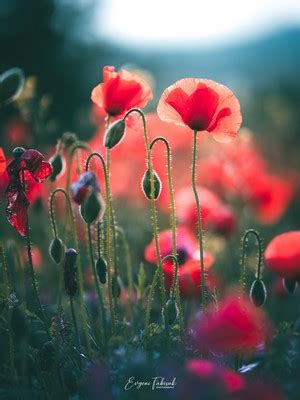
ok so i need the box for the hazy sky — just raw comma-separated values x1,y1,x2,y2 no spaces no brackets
99,0,300,48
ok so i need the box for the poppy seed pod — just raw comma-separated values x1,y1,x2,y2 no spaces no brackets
0,67,25,107
250,279,267,307
49,237,64,264
80,191,104,224
49,153,64,182
64,248,78,297
283,278,298,295
96,256,107,284
142,169,162,200
112,275,121,298
12,147,26,158
163,298,178,325
104,119,126,149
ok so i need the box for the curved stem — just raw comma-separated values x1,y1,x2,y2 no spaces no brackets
124,109,168,345
240,229,263,293
150,137,184,340
66,142,91,193
192,130,206,308
161,255,179,299
49,188,91,353
21,170,50,339
85,152,115,334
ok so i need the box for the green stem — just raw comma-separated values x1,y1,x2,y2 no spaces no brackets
240,229,263,294
85,152,115,335
124,109,169,346
49,188,91,354
70,295,81,355
0,243,16,382
65,142,91,193
150,137,184,341
192,130,206,308
87,223,106,350
21,170,50,340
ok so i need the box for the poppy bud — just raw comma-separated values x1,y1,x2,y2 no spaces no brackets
96,256,107,284
250,279,267,307
0,67,25,107
49,153,64,181
12,146,26,158
112,275,121,298
283,278,298,295
64,248,78,297
49,237,64,264
80,191,104,224
163,298,178,325
104,119,126,149
39,340,55,371
142,169,162,200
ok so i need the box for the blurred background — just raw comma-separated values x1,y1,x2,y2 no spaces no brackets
1,0,300,153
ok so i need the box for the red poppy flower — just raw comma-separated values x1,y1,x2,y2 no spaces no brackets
264,231,300,279
194,295,271,355
157,78,242,142
91,66,153,117
144,227,215,297
176,186,236,236
5,148,52,236
186,359,245,394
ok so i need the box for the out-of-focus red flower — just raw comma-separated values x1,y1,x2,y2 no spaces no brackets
70,171,100,205
0,147,6,174
91,66,153,118
176,186,236,236
247,174,293,225
157,78,242,142
5,148,52,236
144,227,215,297
193,295,271,355
264,231,300,279
186,359,245,394
21,245,42,270
5,118,30,146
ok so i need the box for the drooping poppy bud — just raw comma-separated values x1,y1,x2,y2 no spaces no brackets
49,153,65,182
49,237,64,264
80,192,104,224
96,256,107,284
283,278,297,295
163,298,178,325
250,279,267,307
112,275,121,298
104,119,126,149
0,67,25,107
64,248,78,297
142,169,162,200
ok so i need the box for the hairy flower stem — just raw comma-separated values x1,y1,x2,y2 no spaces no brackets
21,170,50,339
87,223,106,350
192,130,206,308
49,188,91,354
0,243,16,382
240,229,263,294
150,137,184,341
124,109,169,348
85,152,115,335
69,295,81,364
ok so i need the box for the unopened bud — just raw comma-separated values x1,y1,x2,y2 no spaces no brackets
49,237,64,264
163,298,178,325
104,119,126,149
0,67,25,107
283,278,298,295
96,256,107,284
49,153,65,181
142,169,162,200
250,279,267,307
80,192,104,224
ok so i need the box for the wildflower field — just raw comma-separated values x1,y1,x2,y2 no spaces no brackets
1,30,300,400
